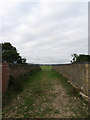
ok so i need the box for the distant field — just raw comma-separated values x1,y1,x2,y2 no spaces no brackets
41,65,52,70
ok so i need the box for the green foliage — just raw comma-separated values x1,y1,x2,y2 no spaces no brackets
2,42,26,64
2,42,16,51
2,50,19,63
76,54,90,62
71,53,90,63
9,75,23,92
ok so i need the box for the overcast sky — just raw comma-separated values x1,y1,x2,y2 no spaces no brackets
0,0,88,64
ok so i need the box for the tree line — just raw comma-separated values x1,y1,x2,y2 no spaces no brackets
71,53,90,63
2,42,90,64
2,42,26,64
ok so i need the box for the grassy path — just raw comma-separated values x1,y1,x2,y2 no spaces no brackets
3,66,88,118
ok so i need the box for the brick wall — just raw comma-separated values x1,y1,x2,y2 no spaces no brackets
0,63,2,93
2,63,10,92
9,64,40,78
52,63,90,96
2,63,41,92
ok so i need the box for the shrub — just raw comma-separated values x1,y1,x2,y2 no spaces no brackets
9,75,23,92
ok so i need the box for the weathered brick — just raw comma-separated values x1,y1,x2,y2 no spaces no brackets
2,63,10,92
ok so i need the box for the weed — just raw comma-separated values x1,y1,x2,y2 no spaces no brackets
54,110,59,114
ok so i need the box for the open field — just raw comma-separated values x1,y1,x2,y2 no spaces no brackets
2,66,89,118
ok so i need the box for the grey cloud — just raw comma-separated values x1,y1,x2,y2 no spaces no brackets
0,2,88,64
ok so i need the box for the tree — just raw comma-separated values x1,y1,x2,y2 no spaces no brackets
71,53,90,63
2,42,26,64
71,53,78,63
